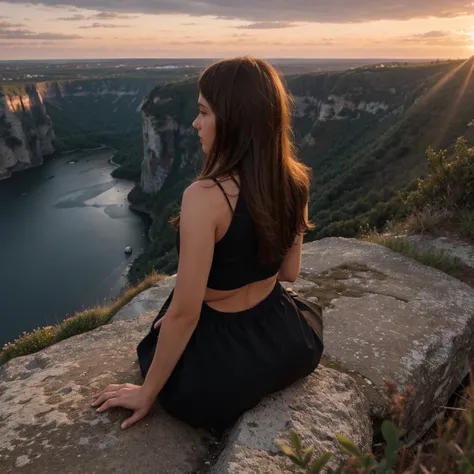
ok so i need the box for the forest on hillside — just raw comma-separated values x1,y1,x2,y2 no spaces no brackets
124,58,474,282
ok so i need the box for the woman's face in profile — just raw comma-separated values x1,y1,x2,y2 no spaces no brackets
192,93,215,155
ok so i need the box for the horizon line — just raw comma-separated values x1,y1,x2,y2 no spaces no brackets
0,56,460,62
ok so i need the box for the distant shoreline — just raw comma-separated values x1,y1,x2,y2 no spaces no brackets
108,154,120,167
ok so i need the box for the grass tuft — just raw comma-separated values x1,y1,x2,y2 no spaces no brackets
360,231,465,275
0,271,165,365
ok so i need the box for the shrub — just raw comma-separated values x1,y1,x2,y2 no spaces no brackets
402,137,474,215
459,210,474,240
278,373,474,473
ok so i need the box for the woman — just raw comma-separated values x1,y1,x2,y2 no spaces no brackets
91,56,324,431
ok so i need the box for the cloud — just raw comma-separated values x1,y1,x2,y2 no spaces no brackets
402,30,470,46
0,19,81,39
0,21,24,28
56,14,88,20
232,33,255,37
56,12,137,20
78,22,131,28
235,21,297,29
413,30,450,38
0,30,82,39
3,0,474,23
93,12,137,19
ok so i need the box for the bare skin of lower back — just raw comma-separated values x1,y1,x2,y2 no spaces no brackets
203,275,278,313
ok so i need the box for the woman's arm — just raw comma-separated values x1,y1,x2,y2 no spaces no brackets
141,182,216,399
277,202,308,283
91,181,216,429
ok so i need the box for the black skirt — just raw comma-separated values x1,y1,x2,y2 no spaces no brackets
136,282,324,430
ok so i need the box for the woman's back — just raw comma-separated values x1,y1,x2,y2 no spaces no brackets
177,176,286,314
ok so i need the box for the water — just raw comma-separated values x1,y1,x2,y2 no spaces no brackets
0,149,149,348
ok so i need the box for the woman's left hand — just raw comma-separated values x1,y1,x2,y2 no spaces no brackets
91,383,155,430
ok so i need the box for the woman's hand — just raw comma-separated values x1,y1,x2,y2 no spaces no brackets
91,383,156,430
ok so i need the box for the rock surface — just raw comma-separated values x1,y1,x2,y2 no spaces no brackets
0,314,210,474
116,236,474,441
140,114,179,194
211,366,372,473
291,237,474,441
0,280,371,474
0,86,55,180
113,275,176,321
3,236,474,472
0,319,371,474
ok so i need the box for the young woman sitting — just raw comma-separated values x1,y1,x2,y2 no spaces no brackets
91,56,324,431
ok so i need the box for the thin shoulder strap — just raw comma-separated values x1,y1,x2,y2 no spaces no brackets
229,175,240,189
212,178,234,214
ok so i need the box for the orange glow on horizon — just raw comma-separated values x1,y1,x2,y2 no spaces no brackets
0,2,472,59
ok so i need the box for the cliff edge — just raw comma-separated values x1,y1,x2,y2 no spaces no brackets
2,238,474,473
0,86,55,180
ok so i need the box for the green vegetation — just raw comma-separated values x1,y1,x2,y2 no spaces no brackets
360,233,466,275
0,271,165,365
401,135,474,236
0,68,201,161
41,77,159,154
278,423,404,473
1,83,27,96
111,134,144,181
460,211,474,239
5,59,472,284
303,59,474,241
358,129,474,285
125,58,474,281
278,376,474,473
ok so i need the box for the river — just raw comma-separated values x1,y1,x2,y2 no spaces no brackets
0,149,149,348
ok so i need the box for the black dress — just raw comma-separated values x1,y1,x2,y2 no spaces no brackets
137,180,324,430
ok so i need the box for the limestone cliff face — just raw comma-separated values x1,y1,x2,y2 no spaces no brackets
0,86,55,180
140,86,198,194
293,93,392,122
140,113,179,194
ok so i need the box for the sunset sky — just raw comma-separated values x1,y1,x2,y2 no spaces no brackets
0,1,473,60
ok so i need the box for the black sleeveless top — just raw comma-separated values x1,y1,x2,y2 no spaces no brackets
176,179,282,291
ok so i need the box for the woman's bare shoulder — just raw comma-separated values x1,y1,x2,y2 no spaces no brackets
182,179,227,214
183,179,217,199
183,176,238,203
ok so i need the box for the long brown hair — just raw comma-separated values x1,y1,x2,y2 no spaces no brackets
175,56,313,262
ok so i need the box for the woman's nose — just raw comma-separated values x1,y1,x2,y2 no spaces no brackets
192,117,199,129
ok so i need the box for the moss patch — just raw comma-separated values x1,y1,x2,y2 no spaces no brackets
300,263,390,308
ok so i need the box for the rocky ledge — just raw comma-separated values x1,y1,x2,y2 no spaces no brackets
1,237,474,473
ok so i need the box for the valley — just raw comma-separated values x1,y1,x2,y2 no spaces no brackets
1,57,472,287
123,58,473,282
